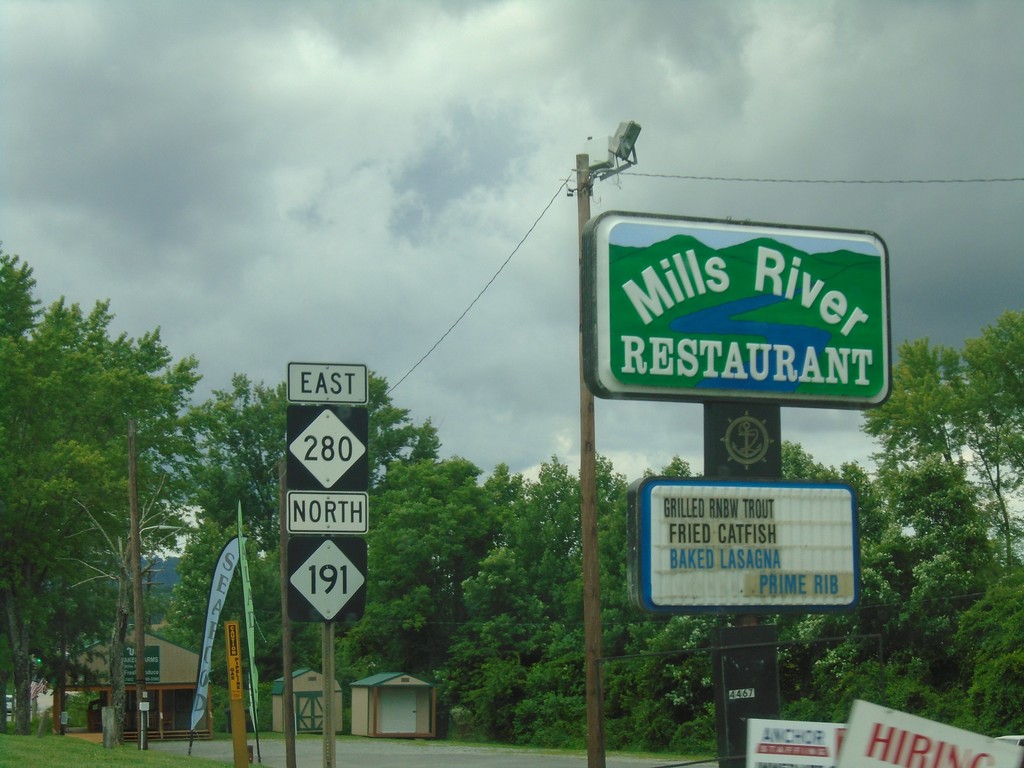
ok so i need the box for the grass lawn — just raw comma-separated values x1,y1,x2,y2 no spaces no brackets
0,732,229,768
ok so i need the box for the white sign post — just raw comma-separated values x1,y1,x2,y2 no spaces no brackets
284,362,370,768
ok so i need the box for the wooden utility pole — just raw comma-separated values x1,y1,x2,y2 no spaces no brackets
225,621,249,768
576,153,605,768
278,458,297,768
128,419,148,749
322,621,335,768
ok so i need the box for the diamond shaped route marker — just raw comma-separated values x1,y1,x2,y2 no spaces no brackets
289,539,366,621
289,408,366,487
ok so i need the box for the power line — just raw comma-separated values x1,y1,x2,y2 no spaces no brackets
388,176,571,395
388,168,1021,394
626,171,1024,185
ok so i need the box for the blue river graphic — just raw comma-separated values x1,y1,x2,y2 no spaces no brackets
668,293,831,393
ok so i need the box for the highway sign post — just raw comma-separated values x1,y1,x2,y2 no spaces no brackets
224,621,248,768
283,362,370,768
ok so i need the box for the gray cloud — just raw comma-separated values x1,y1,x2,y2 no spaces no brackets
2,0,1021,481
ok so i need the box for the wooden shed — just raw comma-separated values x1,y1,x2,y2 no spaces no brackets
68,632,211,740
270,668,342,734
350,672,436,738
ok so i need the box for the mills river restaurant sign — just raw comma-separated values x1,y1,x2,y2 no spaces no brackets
582,212,891,407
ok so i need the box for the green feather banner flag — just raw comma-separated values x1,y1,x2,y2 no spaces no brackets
237,502,259,729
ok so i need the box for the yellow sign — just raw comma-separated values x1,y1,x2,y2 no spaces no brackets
225,620,243,701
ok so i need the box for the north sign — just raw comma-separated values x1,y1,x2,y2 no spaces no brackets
287,536,367,622
287,362,368,405
628,477,859,614
286,405,369,492
583,212,890,408
287,491,368,535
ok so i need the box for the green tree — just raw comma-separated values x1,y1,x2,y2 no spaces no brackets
370,377,441,490
864,338,963,465
884,458,994,670
955,569,1024,734
442,456,630,748
186,375,287,552
0,252,199,736
437,464,531,740
500,458,588,747
342,457,496,676
866,317,1024,568
957,311,1024,566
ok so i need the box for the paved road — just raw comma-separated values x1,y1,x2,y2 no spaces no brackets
151,736,713,768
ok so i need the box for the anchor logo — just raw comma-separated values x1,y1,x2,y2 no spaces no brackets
721,412,773,469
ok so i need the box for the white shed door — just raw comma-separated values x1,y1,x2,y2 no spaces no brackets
379,688,417,733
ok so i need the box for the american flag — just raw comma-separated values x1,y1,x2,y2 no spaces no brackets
30,679,47,701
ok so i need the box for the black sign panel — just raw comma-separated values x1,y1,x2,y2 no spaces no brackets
286,405,369,492
287,536,367,623
704,402,781,479
711,624,781,768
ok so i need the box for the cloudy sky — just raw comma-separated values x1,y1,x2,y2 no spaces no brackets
2,1,1022,482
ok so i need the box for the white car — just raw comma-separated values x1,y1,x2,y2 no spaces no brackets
996,735,1024,746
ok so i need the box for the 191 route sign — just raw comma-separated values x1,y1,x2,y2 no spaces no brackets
287,536,367,622
286,405,368,492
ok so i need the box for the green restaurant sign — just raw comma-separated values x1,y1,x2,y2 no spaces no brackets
583,212,891,408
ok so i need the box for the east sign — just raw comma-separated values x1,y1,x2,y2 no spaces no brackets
583,212,891,407
628,477,859,614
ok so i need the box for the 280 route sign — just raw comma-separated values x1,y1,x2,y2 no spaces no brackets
286,405,369,492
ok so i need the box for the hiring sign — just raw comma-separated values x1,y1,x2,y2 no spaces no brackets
628,477,859,614
582,212,890,407
839,700,1024,768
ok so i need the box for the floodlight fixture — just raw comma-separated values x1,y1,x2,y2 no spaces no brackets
609,120,642,162
586,119,641,181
